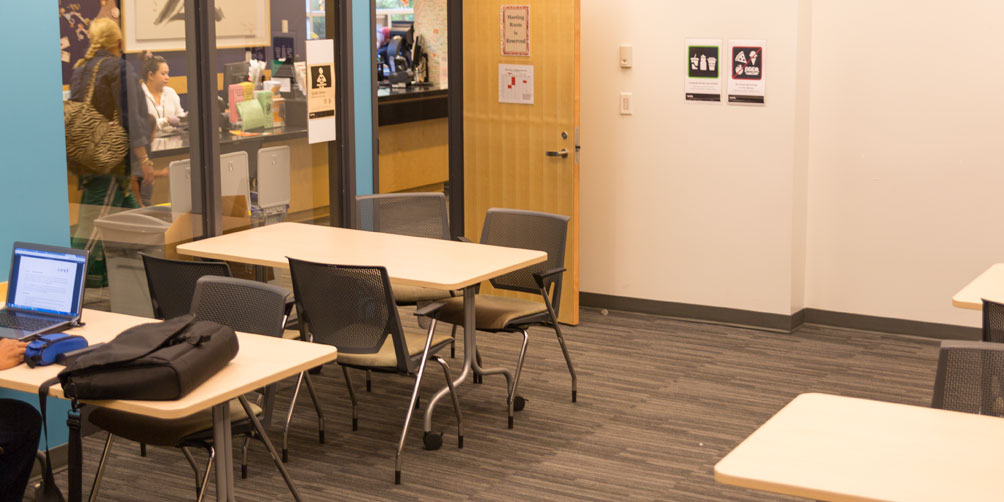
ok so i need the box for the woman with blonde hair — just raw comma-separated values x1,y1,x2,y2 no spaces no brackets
68,17,152,288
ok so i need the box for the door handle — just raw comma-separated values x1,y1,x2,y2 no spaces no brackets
545,148,569,158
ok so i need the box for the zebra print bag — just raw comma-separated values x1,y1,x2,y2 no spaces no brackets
64,57,129,176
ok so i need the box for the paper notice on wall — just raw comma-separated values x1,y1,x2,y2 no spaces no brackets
500,5,530,56
499,64,533,105
685,38,722,102
728,39,766,105
306,39,336,143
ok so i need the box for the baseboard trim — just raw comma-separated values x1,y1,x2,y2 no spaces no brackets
580,292,980,340
580,292,796,333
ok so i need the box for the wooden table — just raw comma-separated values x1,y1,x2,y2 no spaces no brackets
714,393,1004,501
0,309,337,502
177,222,546,435
953,264,1004,310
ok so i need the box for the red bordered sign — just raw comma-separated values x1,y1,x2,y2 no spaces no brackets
500,5,530,57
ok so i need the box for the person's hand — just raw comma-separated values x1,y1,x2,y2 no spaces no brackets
167,116,182,127
0,339,27,370
141,159,155,186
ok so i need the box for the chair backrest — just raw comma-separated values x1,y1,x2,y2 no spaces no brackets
931,340,1004,417
257,145,291,209
480,208,570,308
220,151,251,210
168,159,192,217
354,193,450,240
190,276,289,338
142,253,231,320
287,257,410,373
982,299,1004,343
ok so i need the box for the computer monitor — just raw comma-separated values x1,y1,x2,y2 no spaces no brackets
223,61,250,93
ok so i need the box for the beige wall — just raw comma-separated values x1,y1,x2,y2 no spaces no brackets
581,0,1004,327
804,0,1004,327
581,0,807,315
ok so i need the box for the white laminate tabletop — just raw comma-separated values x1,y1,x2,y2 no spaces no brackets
953,263,1004,310
715,393,1004,501
176,222,547,290
0,309,337,419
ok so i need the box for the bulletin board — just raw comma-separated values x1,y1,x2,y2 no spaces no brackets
121,0,270,52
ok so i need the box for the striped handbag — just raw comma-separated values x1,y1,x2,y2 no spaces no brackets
64,57,129,176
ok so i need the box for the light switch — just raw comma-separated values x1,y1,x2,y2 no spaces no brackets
619,45,633,68
620,92,633,115
282,19,289,33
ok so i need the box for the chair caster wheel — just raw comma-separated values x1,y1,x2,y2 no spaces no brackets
572,390,577,403
395,470,401,484
241,465,247,479
282,448,288,463
513,395,526,412
319,430,325,444
458,435,463,449
423,431,443,450
508,415,514,429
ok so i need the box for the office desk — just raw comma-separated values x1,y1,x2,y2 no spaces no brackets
149,126,308,158
714,393,1004,501
176,223,546,434
0,308,337,502
953,264,1004,310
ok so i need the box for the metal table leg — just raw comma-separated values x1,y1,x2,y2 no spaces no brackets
212,402,235,502
423,286,476,432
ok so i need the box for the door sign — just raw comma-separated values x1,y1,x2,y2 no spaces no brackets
501,5,530,56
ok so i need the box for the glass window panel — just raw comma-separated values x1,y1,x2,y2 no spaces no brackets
61,0,204,315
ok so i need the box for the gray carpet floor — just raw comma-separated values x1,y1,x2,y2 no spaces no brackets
26,306,943,501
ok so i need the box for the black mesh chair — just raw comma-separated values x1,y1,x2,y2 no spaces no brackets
355,193,460,374
981,299,1004,343
87,277,304,501
141,253,232,319
427,208,577,429
931,340,1004,417
287,257,462,484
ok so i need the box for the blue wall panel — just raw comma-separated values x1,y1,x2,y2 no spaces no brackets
353,0,374,196
0,0,74,447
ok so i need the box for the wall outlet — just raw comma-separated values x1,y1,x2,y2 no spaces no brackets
619,45,633,68
620,92,633,115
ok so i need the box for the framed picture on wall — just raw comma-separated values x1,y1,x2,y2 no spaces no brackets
121,0,270,52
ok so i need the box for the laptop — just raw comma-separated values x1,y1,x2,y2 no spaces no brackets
0,242,88,340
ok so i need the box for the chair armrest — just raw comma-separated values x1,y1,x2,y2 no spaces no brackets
414,300,448,318
532,267,566,289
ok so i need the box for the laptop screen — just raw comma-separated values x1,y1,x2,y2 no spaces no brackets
6,246,87,317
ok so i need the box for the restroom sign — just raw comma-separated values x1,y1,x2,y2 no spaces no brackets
501,5,530,56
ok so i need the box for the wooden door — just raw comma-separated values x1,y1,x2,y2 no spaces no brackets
463,0,580,324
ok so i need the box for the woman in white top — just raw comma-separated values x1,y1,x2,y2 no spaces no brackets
140,53,185,135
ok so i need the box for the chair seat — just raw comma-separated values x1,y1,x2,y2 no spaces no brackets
89,399,262,447
392,284,452,305
434,294,547,331
338,328,453,369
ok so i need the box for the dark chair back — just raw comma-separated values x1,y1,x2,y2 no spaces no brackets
931,340,1004,417
982,299,1004,343
355,193,450,240
141,253,231,319
287,257,410,373
190,276,289,338
480,209,569,311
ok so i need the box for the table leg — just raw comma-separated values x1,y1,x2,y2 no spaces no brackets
212,402,235,502
423,286,475,432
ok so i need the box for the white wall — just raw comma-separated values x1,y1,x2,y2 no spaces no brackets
581,0,1004,327
804,1,1004,327
581,0,808,315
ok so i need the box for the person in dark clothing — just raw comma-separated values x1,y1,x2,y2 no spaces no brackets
0,339,42,502
68,17,153,288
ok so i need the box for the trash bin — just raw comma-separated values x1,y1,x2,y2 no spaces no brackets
93,206,174,318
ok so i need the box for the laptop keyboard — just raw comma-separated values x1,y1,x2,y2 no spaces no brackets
0,312,55,332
